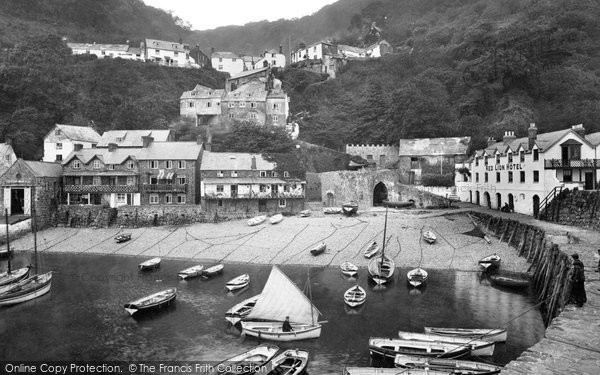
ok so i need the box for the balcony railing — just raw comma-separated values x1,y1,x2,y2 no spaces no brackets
64,184,137,193
204,191,305,200
142,184,187,193
544,159,600,169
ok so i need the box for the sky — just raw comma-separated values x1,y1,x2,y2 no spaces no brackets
143,0,339,31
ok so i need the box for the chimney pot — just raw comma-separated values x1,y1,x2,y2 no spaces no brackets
251,155,257,170
487,137,496,147
528,123,538,149
572,124,586,137
279,45,283,54
503,130,516,144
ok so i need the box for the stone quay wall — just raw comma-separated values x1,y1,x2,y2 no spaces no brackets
543,189,600,231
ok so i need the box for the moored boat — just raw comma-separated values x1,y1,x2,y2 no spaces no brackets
368,254,395,284
324,207,343,214
344,367,449,375
489,274,530,288
248,215,267,226
423,327,507,343
115,233,132,243
369,337,470,360
226,274,250,291
397,331,495,356
202,264,224,277
344,285,366,307
139,257,161,271
363,241,380,258
215,344,280,375
0,272,53,306
342,201,359,216
178,265,204,280
407,268,428,288
394,354,502,374
299,209,311,217
478,254,501,270
263,349,309,375
340,261,359,277
422,230,437,244
225,294,260,325
269,214,283,224
310,242,326,256
0,209,31,288
123,288,177,316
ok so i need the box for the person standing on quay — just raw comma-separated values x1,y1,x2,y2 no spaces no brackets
570,253,587,307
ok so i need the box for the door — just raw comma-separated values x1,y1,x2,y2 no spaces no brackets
10,188,25,215
271,184,278,198
533,195,540,218
584,172,594,190
258,199,267,212
231,185,238,198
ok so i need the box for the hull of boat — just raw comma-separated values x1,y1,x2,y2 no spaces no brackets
216,344,280,375
124,289,177,316
397,331,494,356
0,267,31,287
368,255,395,284
490,275,529,288
345,367,449,375
479,254,501,270
369,337,470,360
424,327,507,343
0,273,52,306
407,268,428,288
342,204,358,216
364,242,380,258
394,354,502,374
423,231,436,244
178,265,204,279
202,264,224,277
344,285,366,307
226,275,250,291
225,295,260,325
265,349,309,375
139,258,161,270
241,321,321,341
340,262,358,277
310,243,326,256
248,216,266,226
299,210,311,217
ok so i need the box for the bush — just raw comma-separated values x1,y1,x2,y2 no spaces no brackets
421,173,455,187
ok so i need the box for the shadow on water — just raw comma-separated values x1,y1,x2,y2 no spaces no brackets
1,252,545,373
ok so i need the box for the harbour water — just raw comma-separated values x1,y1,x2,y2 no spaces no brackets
1,252,545,373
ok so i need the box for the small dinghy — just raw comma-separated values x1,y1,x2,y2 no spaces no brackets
310,242,326,256
479,253,501,270
248,215,267,226
394,354,502,374
299,209,311,217
344,285,366,307
225,294,260,325
0,266,31,288
422,230,436,244
344,367,449,375
363,241,380,258
340,261,359,277
423,327,507,343
369,337,470,361
226,274,250,291
269,214,283,224
397,331,495,356
215,344,280,375
178,265,204,280
342,201,359,216
368,254,395,284
324,207,343,214
139,257,161,271
123,288,176,316
490,274,530,288
263,349,309,375
202,264,224,277
407,268,428,287
115,233,132,243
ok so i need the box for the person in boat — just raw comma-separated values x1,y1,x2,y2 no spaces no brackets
569,253,587,307
282,316,293,332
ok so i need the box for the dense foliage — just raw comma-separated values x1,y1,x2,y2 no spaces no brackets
0,35,226,159
213,122,296,153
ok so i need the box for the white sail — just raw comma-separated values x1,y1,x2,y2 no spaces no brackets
245,266,321,324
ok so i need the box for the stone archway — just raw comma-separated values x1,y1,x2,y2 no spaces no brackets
475,191,480,205
373,181,388,206
496,193,502,210
326,191,335,207
533,195,540,218
508,193,514,211
483,192,491,208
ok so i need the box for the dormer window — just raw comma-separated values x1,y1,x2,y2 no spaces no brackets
283,171,290,178
73,160,81,169
116,137,123,142
251,102,257,108
271,171,277,177
495,155,500,164
475,157,479,167
55,129,61,135
508,152,513,163
260,171,267,177
217,170,224,177
231,171,238,177
520,151,525,163
127,160,135,169
533,149,539,161
93,160,101,169
240,102,246,108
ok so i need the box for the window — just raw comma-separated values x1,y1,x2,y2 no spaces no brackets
93,160,101,169
231,171,238,177
218,65,223,70
284,185,290,192
218,199,223,207
259,184,267,192
177,195,186,204
367,155,373,160
271,171,277,177
73,160,81,169
228,113,234,119
219,58,223,62
55,129,61,135
496,155,500,164
563,169,573,182
206,102,211,107
260,171,267,177
228,102,235,108
272,115,278,124
108,164,115,170
93,176,101,185
188,102,194,108
484,156,488,165
56,143,63,150
166,160,173,169
508,153,513,163
273,103,280,111
475,173,479,183
150,176,158,184
127,176,135,185
155,49,160,54
216,185,224,192
177,176,186,185
250,113,257,119
217,170,224,177
519,171,525,183
117,193,127,204
240,102,246,108
533,149,539,161
165,194,172,204
232,58,236,62
177,161,186,169
150,160,159,169
283,171,290,178
475,158,479,167
127,160,135,169
174,51,178,56
484,173,488,182
251,102,257,108
508,172,513,183
496,172,500,183
533,170,540,183
520,151,525,163
55,155,62,161
149,194,159,204
279,199,286,208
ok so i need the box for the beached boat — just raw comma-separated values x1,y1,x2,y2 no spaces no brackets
299,209,311,217
310,242,326,256
344,285,366,307
342,201,359,216
344,367,449,375
324,207,343,214
226,274,250,291
215,344,280,375
397,331,495,356
248,215,267,226
382,200,415,209
139,257,161,270
478,254,501,270
225,294,261,325
489,274,530,288
123,288,177,316
269,214,283,224
407,268,428,288
178,265,204,280
423,327,507,343
240,266,322,341
263,349,309,375
394,354,502,374
115,233,131,243
340,261,359,277
363,241,380,258
368,208,395,284
202,264,224,277
369,337,470,361
0,210,30,288
422,230,437,244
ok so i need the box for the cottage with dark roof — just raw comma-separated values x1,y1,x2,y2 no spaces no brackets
143,39,191,68
43,124,101,163
67,42,144,61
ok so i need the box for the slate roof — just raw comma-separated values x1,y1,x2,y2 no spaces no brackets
63,142,202,165
200,152,275,171
51,124,101,143
584,132,600,146
484,129,572,154
212,51,239,59
399,137,471,156
203,177,286,184
229,67,269,80
67,43,129,52
97,130,171,147
180,85,225,100
145,39,188,52
224,80,268,101
24,161,63,178
0,143,15,155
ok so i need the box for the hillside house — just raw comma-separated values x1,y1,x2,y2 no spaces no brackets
226,67,269,92
96,130,173,148
345,144,399,169
212,51,244,75
254,47,286,69
143,39,192,67
0,142,17,176
67,43,144,60
43,124,101,163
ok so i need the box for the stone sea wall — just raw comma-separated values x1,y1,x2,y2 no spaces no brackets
542,189,600,231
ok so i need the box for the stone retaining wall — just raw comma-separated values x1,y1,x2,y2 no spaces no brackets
543,189,600,231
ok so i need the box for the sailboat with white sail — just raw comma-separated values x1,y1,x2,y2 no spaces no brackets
0,209,30,288
240,266,322,341
368,207,395,284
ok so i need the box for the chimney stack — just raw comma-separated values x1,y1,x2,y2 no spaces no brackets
487,137,496,147
572,124,585,137
73,143,83,151
196,135,203,145
528,123,537,150
503,131,516,144
5,137,12,146
108,143,118,152
251,155,257,170
211,47,215,55
141,136,154,148
279,45,283,54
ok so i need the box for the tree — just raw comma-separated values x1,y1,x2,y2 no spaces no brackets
217,122,295,153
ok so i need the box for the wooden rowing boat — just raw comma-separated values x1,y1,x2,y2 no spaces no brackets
344,367,449,375
368,254,394,284
263,349,309,375
202,264,224,277
363,241,380,258
310,242,326,256
178,265,204,280
324,207,343,214
394,354,502,374
269,214,283,224
423,327,507,343
344,285,366,307
225,294,260,325
215,344,280,375
248,215,267,226
139,257,161,271
123,288,176,316
479,254,501,270
406,268,428,288
489,274,530,288
342,201,359,216
299,209,311,217
115,233,132,243
397,331,495,356
369,337,470,361
226,274,250,291
340,261,359,277
422,230,436,244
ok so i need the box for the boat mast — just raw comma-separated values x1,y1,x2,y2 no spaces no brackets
5,209,11,274
308,269,314,326
32,204,37,275
380,206,388,269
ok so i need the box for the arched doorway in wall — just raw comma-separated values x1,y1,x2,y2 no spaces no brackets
475,191,480,205
483,192,491,208
533,195,540,218
508,193,514,211
496,193,502,210
326,191,335,207
469,191,473,203
373,182,388,206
